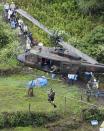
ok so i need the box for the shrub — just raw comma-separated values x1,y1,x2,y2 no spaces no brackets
86,25,104,45
82,107,104,121
0,111,60,129
76,0,104,15
0,32,9,48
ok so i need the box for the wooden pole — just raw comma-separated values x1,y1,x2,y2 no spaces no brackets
64,96,66,113
29,103,31,113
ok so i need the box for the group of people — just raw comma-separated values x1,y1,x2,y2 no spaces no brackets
3,2,38,52
4,2,17,27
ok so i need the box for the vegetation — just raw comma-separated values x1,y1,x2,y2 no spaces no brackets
0,1,104,130
0,8,20,68
0,111,59,129
6,0,104,63
0,0,103,69
0,72,102,130
1,127,48,131
76,0,104,14
0,72,85,113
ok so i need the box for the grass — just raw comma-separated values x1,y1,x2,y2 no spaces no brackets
1,127,49,131
0,71,89,114
0,71,100,114
0,72,102,131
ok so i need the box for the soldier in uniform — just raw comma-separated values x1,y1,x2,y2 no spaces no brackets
47,88,57,108
86,76,99,101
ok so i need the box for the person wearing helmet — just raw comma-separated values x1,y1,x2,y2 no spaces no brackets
10,2,16,11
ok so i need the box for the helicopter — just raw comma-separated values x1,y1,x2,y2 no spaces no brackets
16,8,104,74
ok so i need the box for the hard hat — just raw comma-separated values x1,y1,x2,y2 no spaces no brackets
38,42,43,47
94,79,96,82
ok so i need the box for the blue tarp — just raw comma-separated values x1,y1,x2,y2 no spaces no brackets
27,77,48,88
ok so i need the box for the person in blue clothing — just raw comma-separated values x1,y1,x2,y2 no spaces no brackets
10,19,16,28
68,74,78,85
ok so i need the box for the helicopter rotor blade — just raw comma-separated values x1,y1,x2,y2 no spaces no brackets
16,9,53,36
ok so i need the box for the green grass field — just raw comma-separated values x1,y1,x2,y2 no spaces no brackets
0,72,101,131
0,72,83,114
1,127,48,131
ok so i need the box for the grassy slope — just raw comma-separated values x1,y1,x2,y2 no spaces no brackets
0,72,100,131
1,127,48,131
0,4,21,69
5,0,103,62
0,72,84,113
8,0,103,43
0,1,104,68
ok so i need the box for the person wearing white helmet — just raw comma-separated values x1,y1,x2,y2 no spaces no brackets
10,2,16,11
38,42,44,52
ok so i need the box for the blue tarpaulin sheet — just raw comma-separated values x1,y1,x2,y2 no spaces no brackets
27,77,48,88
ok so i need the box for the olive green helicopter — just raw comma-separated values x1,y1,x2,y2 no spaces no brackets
16,9,104,74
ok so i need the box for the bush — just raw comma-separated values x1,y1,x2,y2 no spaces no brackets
86,25,104,45
0,111,60,129
76,0,104,15
0,32,9,48
82,107,104,121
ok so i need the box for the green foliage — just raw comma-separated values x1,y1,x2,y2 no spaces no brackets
3,0,104,64
82,107,104,121
0,111,59,128
76,0,104,14
0,11,20,68
0,24,9,48
86,25,104,45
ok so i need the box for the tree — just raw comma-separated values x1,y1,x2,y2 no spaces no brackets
0,32,9,48
76,0,104,14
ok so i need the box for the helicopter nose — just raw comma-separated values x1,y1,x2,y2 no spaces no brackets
17,54,25,62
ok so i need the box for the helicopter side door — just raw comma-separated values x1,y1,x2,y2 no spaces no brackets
61,62,80,74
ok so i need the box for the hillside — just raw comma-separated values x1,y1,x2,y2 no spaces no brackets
7,0,104,62
0,0,104,69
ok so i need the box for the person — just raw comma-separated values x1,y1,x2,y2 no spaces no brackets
68,74,78,85
7,9,13,21
50,65,57,79
92,78,99,89
4,2,10,12
10,2,16,11
10,19,16,28
17,26,22,36
38,42,43,52
84,72,93,82
18,19,23,27
23,25,28,36
47,88,57,108
27,80,35,97
25,36,31,52
28,32,38,46
86,77,99,98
